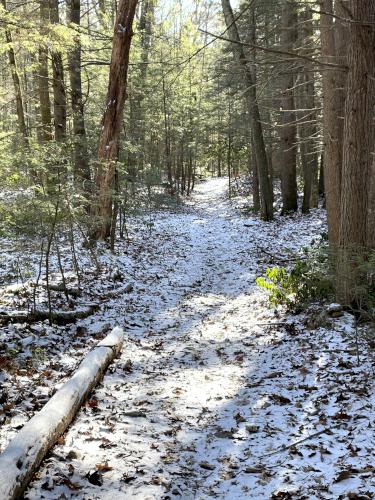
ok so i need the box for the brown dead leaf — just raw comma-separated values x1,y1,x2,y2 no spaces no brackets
334,470,354,482
96,463,113,472
87,397,99,408
57,435,66,445
270,394,291,405
62,478,82,491
332,411,351,420
199,461,216,470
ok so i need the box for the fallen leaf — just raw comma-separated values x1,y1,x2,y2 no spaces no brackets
199,461,216,470
335,470,354,482
270,394,291,405
87,470,103,486
96,463,113,472
332,411,351,420
87,397,98,408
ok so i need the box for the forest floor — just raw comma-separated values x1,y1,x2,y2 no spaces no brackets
1,178,375,499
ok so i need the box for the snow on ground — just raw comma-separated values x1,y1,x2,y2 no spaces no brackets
1,178,374,499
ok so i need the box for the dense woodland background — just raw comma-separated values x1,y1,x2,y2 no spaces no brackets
0,0,374,313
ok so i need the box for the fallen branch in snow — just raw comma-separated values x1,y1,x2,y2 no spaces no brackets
100,283,134,300
0,303,99,325
1,281,80,297
0,327,124,500
246,371,283,388
265,427,334,456
255,244,304,264
41,283,81,297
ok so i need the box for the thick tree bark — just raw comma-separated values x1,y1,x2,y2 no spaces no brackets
337,0,375,304
50,0,67,142
320,0,347,246
92,0,139,240
367,156,375,249
38,1,52,143
248,3,260,213
299,8,318,212
279,0,297,214
1,0,29,148
221,0,273,221
67,0,91,187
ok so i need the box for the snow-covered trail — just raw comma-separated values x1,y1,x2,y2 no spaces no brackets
25,179,374,499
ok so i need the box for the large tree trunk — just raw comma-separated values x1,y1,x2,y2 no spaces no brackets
221,0,273,221
38,0,52,143
299,8,318,213
337,0,375,304
92,0,139,240
248,3,260,213
367,155,375,249
67,0,91,188
320,0,347,247
1,0,29,149
50,0,67,142
279,0,297,214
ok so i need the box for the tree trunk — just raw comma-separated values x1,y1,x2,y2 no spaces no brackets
298,8,318,212
320,0,347,246
250,136,260,212
67,0,91,188
1,0,29,149
248,3,260,213
92,0,139,240
221,0,273,221
367,155,375,249
162,73,173,193
127,0,154,181
337,0,375,304
279,0,297,214
50,0,67,142
38,0,52,143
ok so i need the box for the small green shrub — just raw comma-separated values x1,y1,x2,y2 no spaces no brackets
256,267,295,308
256,247,335,311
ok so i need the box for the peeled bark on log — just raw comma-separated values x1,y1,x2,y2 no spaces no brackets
0,327,124,500
0,303,98,325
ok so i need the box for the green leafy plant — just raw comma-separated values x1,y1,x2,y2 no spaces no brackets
256,266,295,308
256,247,335,311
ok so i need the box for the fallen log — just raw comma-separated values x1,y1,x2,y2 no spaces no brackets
0,327,124,500
100,283,134,300
0,303,99,325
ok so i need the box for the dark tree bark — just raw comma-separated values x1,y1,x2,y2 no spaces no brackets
320,0,347,246
367,156,375,249
279,0,297,214
248,3,260,213
221,0,273,221
92,0,139,240
67,0,91,187
337,0,375,303
298,8,318,213
50,0,67,142
1,0,29,148
38,1,52,143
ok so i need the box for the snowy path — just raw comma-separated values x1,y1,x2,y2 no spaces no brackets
25,179,374,499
